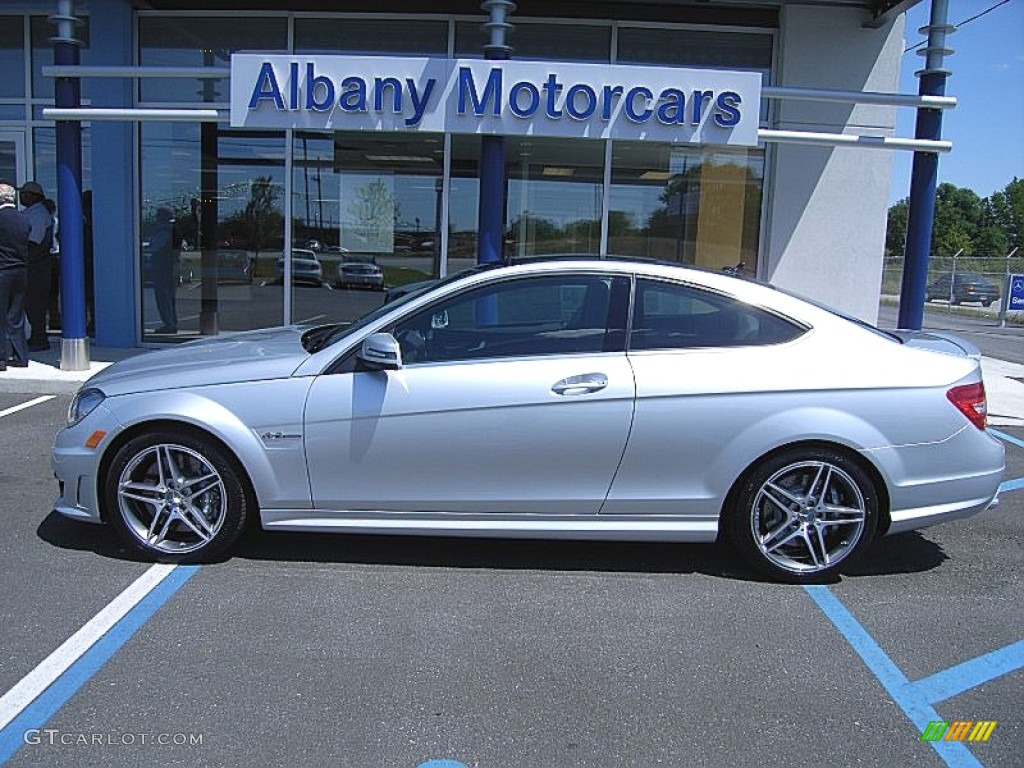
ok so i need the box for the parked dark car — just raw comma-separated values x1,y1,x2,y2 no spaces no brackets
926,272,1001,307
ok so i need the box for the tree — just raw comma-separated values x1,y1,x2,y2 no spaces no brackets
886,198,908,257
885,178,1022,259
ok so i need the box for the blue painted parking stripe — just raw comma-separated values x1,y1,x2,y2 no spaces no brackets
989,428,1024,450
998,477,1024,494
804,585,983,768
0,565,198,765
912,639,1024,705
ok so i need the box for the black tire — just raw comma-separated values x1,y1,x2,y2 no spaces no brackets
104,430,251,563
981,299,993,307
725,447,879,583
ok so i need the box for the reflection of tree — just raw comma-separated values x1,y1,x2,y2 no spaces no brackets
220,177,283,254
245,177,282,256
347,179,398,250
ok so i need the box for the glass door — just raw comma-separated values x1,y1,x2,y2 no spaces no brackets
0,130,26,186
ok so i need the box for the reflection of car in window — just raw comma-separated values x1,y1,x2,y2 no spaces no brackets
274,249,323,285
335,255,385,291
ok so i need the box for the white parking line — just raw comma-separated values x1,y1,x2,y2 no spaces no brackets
0,564,179,732
0,396,55,419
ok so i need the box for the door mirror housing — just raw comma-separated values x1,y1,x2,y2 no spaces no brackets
358,332,404,370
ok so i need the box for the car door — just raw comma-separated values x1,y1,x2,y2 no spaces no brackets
304,272,635,514
603,277,808,519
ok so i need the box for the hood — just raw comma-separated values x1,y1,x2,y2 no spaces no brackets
891,330,982,361
85,326,311,396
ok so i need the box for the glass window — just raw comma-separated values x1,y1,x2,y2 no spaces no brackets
295,18,448,55
32,15,91,100
617,28,772,74
505,137,604,259
608,142,763,271
140,123,285,341
630,279,804,350
455,19,611,62
32,127,92,197
391,274,624,364
0,16,25,99
139,17,286,103
291,131,445,325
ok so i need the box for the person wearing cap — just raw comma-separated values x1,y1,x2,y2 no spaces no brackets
0,182,31,371
19,180,55,351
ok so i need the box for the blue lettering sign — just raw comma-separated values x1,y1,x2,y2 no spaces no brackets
714,91,742,127
602,86,623,120
656,88,686,124
306,63,335,111
248,62,284,110
339,77,367,113
374,77,403,113
509,81,540,118
406,77,436,127
624,87,654,123
565,84,597,120
543,74,564,118
458,66,502,116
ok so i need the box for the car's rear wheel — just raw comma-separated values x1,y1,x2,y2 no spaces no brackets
981,298,993,307
105,431,250,562
726,448,878,583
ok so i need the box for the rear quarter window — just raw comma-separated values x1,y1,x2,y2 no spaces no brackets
630,278,806,351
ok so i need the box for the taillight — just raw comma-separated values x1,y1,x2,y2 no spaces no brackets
946,381,988,430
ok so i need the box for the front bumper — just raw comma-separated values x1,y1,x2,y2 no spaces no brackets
51,404,123,525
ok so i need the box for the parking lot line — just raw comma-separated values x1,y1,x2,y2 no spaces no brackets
804,585,985,768
912,640,1024,706
0,564,198,765
0,396,55,419
989,429,1024,451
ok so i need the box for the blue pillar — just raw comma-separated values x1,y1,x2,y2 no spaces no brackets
89,0,135,348
476,1,514,266
52,0,88,369
477,136,505,264
898,0,952,330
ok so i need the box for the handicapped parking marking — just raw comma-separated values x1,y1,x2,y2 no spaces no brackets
806,587,1022,768
417,761,470,768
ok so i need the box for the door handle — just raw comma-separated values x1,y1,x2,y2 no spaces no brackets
551,373,609,395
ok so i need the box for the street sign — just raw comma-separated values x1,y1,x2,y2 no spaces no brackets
1010,273,1024,311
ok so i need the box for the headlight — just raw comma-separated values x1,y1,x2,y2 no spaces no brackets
67,388,106,427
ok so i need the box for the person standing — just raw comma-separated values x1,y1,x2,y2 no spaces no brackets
148,205,178,334
19,181,55,351
0,182,31,371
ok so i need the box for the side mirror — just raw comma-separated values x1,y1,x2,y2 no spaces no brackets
358,332,403,371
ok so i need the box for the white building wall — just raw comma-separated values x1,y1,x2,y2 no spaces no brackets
766,5,904,323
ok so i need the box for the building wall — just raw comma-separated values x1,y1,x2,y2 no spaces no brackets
90,0,137,348
766,4,904,323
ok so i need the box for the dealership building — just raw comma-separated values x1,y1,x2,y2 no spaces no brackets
2,1,942,350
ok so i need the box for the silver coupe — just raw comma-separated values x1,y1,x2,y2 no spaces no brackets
52,258,1004,582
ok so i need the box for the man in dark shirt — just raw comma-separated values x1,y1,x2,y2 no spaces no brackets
0,182,31,370
19,180,54,351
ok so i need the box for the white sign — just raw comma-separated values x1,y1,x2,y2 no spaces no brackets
230,54,762,147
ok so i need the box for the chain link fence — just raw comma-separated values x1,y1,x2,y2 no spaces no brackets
882,252,1024,314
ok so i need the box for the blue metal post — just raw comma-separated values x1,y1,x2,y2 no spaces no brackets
898,0,953,330
51,1,88,369
476,1,515,266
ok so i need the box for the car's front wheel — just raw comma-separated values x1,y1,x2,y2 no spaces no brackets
104,430,251,562
726,448,878,582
